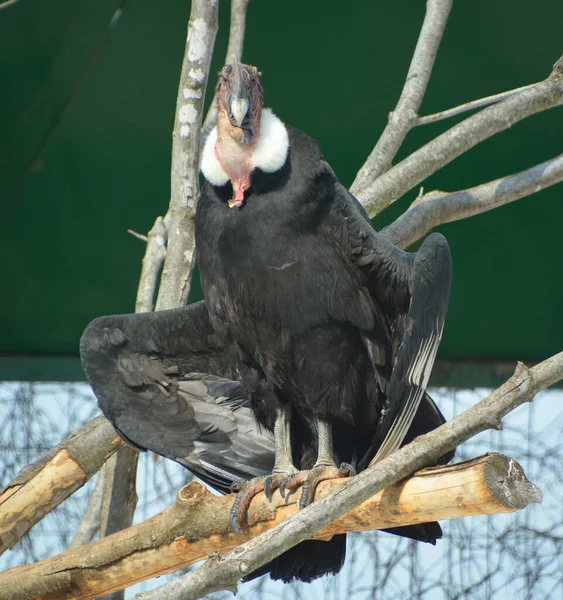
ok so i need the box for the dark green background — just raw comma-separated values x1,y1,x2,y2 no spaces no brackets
1,0,561,382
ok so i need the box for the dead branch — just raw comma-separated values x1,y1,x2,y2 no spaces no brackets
350,0,452,197
383,153,563,249
99,446,139,540
154,0,218,311
0,453,541,600
201,0,250,148
142,355,563,600
416,82,538,126
134,216,168,313
68,470,105,550
0,416,122,556
358,55,563,216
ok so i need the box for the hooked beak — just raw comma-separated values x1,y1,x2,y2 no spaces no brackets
230,96,249,127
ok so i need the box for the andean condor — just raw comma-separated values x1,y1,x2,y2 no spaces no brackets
80,60,454,583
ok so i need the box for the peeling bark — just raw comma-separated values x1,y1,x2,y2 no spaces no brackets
0,416,122,556
0,453,541,600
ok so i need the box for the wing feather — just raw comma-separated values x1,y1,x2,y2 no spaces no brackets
80,301,274,494
327,180,452,466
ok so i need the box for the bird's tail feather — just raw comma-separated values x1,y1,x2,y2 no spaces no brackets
243,535,347,583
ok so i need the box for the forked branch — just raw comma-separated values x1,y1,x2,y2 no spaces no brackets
0,453,542,600
351,0,453,196
358,55,563,216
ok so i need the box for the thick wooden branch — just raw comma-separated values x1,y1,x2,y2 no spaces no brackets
0,453,540,600
350,0,452,197
0,416,122,556
383,153,563,249
359,54,563,216
147,355,563,600
155,0,218,310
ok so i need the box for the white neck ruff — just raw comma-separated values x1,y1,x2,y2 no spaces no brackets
200,108,289,187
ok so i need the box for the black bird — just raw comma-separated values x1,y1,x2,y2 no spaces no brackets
80,61,454,583
196,61,453,523
80,305,451,583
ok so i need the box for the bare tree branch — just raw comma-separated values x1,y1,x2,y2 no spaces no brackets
358,55,563,216
93,9,220,592
201,0,250,148
133,216,168,313
147,354,563,600
99,447,139,540
416,82,538,126
155,0,219,311
350,0,452,197
383,153,563,249
98,447,139,600
68,469,105,550
0,453,542,600
0,416,122,556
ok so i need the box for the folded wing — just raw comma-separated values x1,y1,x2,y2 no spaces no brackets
80,301,274,493
327,181,452,467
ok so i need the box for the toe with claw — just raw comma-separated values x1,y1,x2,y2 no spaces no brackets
229,475,268,535
280,462,355,509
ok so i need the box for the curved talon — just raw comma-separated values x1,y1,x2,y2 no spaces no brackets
279,470,308,499
263,473,285,501
279,477,290,499
229,475,267,535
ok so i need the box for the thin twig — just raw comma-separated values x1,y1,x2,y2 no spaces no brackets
416,83,538,126
201,0,250,150
155,0,219,311
130,354,563,600
382,153,563,249
358,55,563,216
0,0,24,10
350,0,452,198
127,229,148,242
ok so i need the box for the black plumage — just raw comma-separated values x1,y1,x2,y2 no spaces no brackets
81,62,454,583
80,304,274,494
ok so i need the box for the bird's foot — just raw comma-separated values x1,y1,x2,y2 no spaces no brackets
230,467,299,534
280,462,356,509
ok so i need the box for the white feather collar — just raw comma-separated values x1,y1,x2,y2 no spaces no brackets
200,108,289,187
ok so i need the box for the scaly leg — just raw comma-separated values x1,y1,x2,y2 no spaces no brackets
281,418,355,510
230,404,298,534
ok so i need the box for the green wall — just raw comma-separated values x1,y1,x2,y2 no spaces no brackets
0,0,561,380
